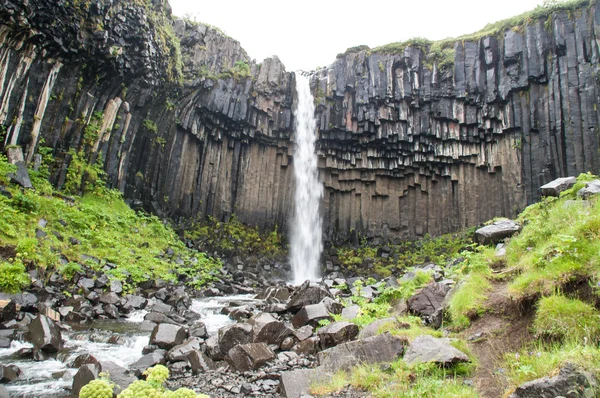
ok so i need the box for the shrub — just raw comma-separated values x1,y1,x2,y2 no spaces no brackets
533,295,600,342
0,259,31,293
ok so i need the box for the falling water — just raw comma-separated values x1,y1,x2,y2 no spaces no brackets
290,73,323,285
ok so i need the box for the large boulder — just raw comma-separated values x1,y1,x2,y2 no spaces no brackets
286,282,333,312
0,364,20,383
226,343,276,372
0,300,16,323
217,323,253,357
291,303,332,328
407,282,451,328
166,337,202,362
540,177,576,197
578,180,600,199
318,332,406,372
509,363,598,398
129,350,166,376
255,286,290,302
475,220,521,245
187,350,217,374
71,363,100,397
98,361,136,395
279,368,330,398
317,321,359,349
248,312,293,345
29,314,62,352
403,335,470,366
149,323,187,350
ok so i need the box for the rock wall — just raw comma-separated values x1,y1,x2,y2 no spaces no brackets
1,0,600,241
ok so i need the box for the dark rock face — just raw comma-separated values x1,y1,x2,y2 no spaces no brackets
2,0,600,241
508,363,598,398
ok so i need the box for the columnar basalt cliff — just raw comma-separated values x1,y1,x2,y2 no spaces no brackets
1,0,600,241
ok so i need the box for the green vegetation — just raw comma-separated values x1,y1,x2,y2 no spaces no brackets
0,152,221,294
79,365,209,397
533,295,600,342
184,215,285,259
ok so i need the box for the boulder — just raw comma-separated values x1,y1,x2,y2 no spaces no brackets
0,386,7,398
292,336,321,356
340,305,360,321
291,303,332,328
29,314,62,352
318,332,406,372
217,323,253,357
122,295,147,312
407,282,451,328
475,220,521,245
129,350,166,376
8,160,33,189
540,177,576,197
98,361,136,395
279,368,330,398
204,334,222,360
187,350,217,374
98,292,120,305
293,325,313,341
0,364,20,383
189,321,208,339
508,363,598,398
403,335,470,365
71,363,100,397
248,312,293,345
578,180,600,199
167,337,202,362
149,323,187,349
320,297,343,315
0,300,16,323
286,282,333,312
358,317,406,339
317,322,359,349
255,286,290,302
226,343,276,372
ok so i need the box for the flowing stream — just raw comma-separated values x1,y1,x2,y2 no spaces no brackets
0,295,256,398
290,73,323,285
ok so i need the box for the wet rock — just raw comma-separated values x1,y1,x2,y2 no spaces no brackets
403,335,470,366
540,177,576,197
151,300,174,314
359,317,407,339
508,362,598,398
0,364,20,383
104,304,119,319
0,300,16,323
217,323,253,357
475,220,521,245
29,314,62,352
204,335,222,360
318,332,406,372
248,312,293,345
189,321,208,339
291,303,332,328
71,354,99,369
226,343,276,372
187,350,217,374
98,360,136,395
149,323,187,350
578,180,600,199
129,350,166,376
286,282,333,312
71,363,100,397
317,322,359,349
407,282,451,328
167,337,202,362
39,305,60,322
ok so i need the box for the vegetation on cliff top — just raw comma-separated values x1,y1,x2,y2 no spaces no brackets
0,152,221,294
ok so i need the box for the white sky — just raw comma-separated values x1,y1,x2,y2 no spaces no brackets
169,0,545,72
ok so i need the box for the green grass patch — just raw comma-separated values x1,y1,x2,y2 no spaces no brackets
533,295,600,343
0,259,31,293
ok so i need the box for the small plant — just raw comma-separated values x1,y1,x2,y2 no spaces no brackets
142,119,158,133
0,259,31,293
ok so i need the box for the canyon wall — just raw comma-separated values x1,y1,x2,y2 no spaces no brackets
1,0,600,241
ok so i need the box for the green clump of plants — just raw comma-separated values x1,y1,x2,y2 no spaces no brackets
0,259,31,294
533,294,600,342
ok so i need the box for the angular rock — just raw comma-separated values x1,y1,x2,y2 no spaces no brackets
475,220,521,245
578,180,600,199
0,364,20,383
293,325,313,341
98,292,120,305
340,305,360,321
0,300,16,323
291,303,332,328
217,323,253,357
292,336,320,356
317,321,359,349
166,337,202,362
29,314,62,352
407,282,451,328
358,317,406,339
72,363,100,397
226,343,276,372
286,282,333,312
508,363,598,398
320,297,343,315
255,286,290,302
129,350,166,376
122,295,147,312
248,312,293,345
279,367,330,398
540,176,576,197
403,335,470,365
149,323,187,350
98,360,136,395
318,332,406,371
187,350,217,374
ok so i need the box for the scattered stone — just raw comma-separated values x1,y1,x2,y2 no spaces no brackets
293,325,313,341
0,364,20,383
71,363,100,397
540,177,576,197
167,337,202,362
403,335,470,366
187,350,217,374
29,314,62,352
286,282,332,312
291,303,332,328
318,332,406,372
320,297,343,315
359,317,407,339
226,343,276,372
249,312,293,345
317,321,359,349
149,323,187,350
217,323,253,357
475,220,521,245
508,362,598,398
407,282,451,328
293,336,320,356
279,368,330,398
129,350,166,376
578,180,600,199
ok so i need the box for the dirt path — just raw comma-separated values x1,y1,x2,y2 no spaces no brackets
461,280,533,398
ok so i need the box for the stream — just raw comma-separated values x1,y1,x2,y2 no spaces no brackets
0,295,258,398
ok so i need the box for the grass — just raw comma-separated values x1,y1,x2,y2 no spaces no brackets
0,153,221,293
533,295,600,343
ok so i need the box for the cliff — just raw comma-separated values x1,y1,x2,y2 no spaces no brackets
1,0,600,241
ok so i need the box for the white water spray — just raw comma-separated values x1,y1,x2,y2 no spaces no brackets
290,73,323,285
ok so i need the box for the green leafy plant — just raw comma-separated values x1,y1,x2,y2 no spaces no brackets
0,259,31,293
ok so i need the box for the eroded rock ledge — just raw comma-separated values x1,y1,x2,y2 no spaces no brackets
1,0,600,241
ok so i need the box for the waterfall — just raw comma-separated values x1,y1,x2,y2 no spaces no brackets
290,73,323,285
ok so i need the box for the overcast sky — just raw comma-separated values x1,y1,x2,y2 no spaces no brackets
169,0,545,72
